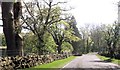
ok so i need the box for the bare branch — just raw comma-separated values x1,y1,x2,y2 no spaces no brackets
23,1,38,24
22,26,30,30
61,8,73,11
43,0,49,6
20,21,25,27
45,1,52,25
52,2,67,6
21,15,36,34
48,17,70,26
48,14,60,23
36,1,43,21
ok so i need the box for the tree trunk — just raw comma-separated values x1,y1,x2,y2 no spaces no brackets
86,38,89,53
14,2,23,56
2,2,16,56
71,41,79,54
2,2,23,56
38,36,44,55
110,41,117,58
57,43,62,54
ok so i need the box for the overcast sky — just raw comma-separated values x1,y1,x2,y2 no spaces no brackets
68,0,120,27
0,0,120,33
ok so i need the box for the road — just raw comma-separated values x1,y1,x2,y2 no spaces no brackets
61,54,120,70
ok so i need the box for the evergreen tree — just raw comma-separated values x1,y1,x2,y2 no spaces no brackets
68,16,81,54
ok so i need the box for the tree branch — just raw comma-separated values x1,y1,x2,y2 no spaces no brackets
43,0,49,6
23,1,38,24
48,17,70,26
22,26,30,30
52,2,67,6
36,0,43,22
45,1,52,25
21,15,36,34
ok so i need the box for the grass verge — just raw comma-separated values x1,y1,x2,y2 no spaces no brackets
23,56,76,70
97,54,120,65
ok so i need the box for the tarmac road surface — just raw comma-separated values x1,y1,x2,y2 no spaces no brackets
61,54,120,70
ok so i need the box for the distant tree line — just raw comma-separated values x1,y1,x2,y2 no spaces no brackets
79,23,120,58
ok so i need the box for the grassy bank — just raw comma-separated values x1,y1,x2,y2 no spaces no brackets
97,55,120,65
24,56,76,70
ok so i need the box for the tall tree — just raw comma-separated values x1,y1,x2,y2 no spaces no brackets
107,23,120,58
68,16,81,54
49,22,65,54
90,25,106,53
14,1,23,56
1,1,23,56
48,21,77,54
22,0,69,54
2,2,16,56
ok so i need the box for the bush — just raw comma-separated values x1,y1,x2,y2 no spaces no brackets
115,54,120,59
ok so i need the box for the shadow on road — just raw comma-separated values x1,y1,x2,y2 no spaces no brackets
90,58,112,63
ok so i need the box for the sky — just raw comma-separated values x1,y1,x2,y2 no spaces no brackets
68,0,120,27
0,0,120,33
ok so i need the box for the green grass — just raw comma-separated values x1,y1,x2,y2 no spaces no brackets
97,55,120,65
23,56,76,70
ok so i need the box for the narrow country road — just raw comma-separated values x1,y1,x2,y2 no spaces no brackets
62,53,120,70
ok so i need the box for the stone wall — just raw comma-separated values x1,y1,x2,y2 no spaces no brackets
0,47,6,57
0,54,71,70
